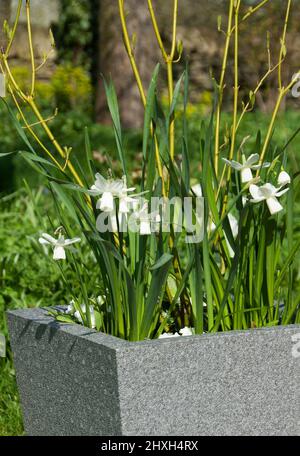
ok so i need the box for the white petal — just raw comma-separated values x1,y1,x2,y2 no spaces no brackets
97,295,105,306
94,173,107,189
228,213,239,239
99,192,114,212
208,218,216,233
124,186,136,193
249,185,265,201
179,327,193,336
89,306,96,329
275,187,290,198
66,301,75,314
191,183,202,197
40,233,57,245
259,183,276,198
241,167,253,183
266,197,283,215
39,237,51,245
244,153,259,167
159,332,180,339
277,171,291,187
63,237,81,246
109,180,125,196
225,216,238,257
222,158,243,170
53,245,66,260
225,235,235,258
119,197,130,214
251,162,270,170
89,184,102,196
74,310,83,324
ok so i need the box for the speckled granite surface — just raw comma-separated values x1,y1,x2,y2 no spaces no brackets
7,307,300,436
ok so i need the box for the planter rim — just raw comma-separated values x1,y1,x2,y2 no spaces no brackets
7,306,300,351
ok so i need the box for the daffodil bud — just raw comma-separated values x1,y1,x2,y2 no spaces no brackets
277,171,291,187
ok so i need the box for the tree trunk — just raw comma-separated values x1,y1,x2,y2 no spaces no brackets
0,0,11,49
96,0,159,129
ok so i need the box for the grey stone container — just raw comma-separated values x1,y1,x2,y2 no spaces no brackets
7,307,300,436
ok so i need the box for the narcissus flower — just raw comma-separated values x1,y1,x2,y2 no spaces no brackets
223,153,270,183
90,174,136,212
249,170,291,215
249,183,289,215
39,233,81,260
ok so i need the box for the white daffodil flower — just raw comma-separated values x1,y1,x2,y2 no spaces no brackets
66,301,96,329
159,332,180,339
249,183,289,215
90,173,136,213
223,153,270,183
179,327,194,336
39,233,81,260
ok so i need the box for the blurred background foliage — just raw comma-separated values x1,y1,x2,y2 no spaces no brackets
0,0,299,192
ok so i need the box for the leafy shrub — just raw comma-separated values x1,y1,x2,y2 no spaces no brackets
50,63,92,112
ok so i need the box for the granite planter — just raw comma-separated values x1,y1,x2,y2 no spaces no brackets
7,307,300,436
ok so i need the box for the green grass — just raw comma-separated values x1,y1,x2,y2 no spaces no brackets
0,187,105,435
0,190,61,436
0,359,23,436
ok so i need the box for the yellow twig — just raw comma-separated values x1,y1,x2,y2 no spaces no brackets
258,73,298,169
214,0,234,176
278,0,292,90
221,0,241,216
118,0,165,192
21,109,58,129
27,98,85,187
5,0,22,57
230,0,270,34
147,0,179,162
9,87,63,171
35,50,55,73
26,0,35,97
147,0,167,60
